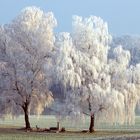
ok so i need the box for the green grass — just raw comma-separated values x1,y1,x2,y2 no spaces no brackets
0,115,140,140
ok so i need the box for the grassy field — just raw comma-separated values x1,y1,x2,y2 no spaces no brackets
0,115,140,140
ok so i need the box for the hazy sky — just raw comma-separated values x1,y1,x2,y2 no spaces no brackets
0,0,139,35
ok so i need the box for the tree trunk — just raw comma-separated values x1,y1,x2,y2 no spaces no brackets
89,114,95,133
23,104,31,129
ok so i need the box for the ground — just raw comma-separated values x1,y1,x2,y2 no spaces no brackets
0,116,140,140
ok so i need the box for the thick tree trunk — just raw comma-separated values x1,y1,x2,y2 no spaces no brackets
89,114,95,133
23,103,31,129
24,109,31,129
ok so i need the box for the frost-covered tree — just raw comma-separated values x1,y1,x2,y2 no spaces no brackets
128,64,140,117
55,16,125,132
55,15,140,132
0,7,56,129
111,35,140,65
109,46,136,125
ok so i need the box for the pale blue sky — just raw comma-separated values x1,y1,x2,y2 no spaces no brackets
0,0,139,35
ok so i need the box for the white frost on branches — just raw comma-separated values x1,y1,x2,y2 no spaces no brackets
55,15,140,126
0,7,56,119
0,6,140,128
